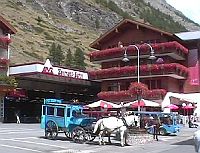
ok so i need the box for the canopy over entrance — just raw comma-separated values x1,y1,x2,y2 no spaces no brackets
162,92,200,116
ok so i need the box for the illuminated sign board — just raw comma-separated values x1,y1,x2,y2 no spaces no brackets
9,59,89,80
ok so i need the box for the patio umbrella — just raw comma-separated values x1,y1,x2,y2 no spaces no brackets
85,100,120,109
124,99,160,108
182,104,194,115
164,104,179,110
183,105,194,109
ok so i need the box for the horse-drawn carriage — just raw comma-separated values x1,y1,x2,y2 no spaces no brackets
41,99,149,146
41,99,96,143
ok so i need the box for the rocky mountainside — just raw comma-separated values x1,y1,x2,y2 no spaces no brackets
1,0,199,69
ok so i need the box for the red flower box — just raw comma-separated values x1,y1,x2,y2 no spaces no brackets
89,41,188,61
0,58,9,65
89,63,189,80
97,87,167,102
0,36,11,44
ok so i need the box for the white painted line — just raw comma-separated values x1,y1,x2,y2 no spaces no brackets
0,130,43,135
53,149,95,153
0,144,42,152
2,139,68,149
159,137,174,141
0,128,37,130
53,150,76,153
0,137,37,141
0,129,41,133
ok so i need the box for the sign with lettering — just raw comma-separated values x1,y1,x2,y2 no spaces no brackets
41,59,88,80
9,59,89,80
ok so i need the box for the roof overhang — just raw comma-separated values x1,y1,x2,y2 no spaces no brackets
90,19,175,49
175,31,200,41
0,15,17,34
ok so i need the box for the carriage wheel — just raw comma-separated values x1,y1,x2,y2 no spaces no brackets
71,126,86,143
64,131,72,139
45,120,58,140
159,128,167,136
84,132,96,142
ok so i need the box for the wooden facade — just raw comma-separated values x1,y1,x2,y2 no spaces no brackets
89,19,200,103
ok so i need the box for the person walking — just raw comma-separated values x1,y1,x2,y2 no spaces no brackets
15,111,20,124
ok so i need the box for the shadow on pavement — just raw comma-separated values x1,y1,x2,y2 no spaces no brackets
172,138,194,146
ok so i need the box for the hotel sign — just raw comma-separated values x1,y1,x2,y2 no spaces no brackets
9,59,89,80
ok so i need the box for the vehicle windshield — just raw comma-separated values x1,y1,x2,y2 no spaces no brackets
160,116,173,125
72,109,85,118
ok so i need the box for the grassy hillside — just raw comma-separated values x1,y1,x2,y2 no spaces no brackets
1,0,99,69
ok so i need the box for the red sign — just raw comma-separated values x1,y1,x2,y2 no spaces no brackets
188,49,199,85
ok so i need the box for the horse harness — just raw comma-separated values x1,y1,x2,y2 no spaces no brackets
100,117,129,133
121,117,131,128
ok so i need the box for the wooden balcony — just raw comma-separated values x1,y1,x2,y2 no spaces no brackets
89,41,188,63
97,89,167,102
89,63,189,81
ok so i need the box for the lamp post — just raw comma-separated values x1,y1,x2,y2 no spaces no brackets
122,43,156,113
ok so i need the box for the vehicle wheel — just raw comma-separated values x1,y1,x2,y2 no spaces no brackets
45,120,58,140
64,131,72,139
85,132,96,142
159,128,167,136
71,126,86,143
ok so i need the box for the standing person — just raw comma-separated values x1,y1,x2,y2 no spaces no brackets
120,102,126,117
153,117,161,141
15,111,20,124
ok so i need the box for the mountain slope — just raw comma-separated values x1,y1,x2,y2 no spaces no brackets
0,0,199,69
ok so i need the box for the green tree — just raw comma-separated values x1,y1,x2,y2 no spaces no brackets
95,18,100,29
48,43,64,65
64,48,74,67
48,42,57,63
73,47,86,70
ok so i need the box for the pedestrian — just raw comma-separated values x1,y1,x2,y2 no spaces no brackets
153,117,161,141
15,111,20,124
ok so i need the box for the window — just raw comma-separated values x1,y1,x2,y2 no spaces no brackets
57,108,64,117
144,79,161,89
67,108,70,117
42,106,46,115
107,82,119,91
47,107,54,115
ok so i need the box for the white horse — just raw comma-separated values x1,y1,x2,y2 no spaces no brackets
93,115,136,147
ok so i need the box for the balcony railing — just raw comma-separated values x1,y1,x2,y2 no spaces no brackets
0,57,9,65
97,88,167,102
0,36,11,44
89,63,189,80
89,41,188,62
0,36,11,49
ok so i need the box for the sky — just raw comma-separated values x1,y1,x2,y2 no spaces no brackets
166,0,200,25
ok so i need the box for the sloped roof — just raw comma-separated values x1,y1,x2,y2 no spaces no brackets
0,15,17,34
90,19,174,49
175,31,200,41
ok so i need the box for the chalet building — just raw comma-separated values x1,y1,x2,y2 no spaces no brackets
88,19,200,106
0,15,17,122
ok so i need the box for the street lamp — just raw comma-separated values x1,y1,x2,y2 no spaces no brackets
122,45,140,83
122,43,156,113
